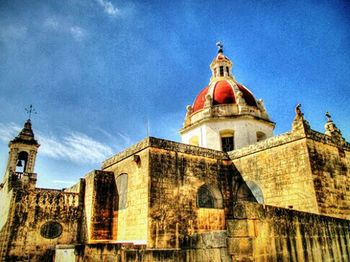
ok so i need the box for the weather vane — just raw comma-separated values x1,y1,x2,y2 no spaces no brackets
216,41,224,53
325,112,332,122
25,105,37,120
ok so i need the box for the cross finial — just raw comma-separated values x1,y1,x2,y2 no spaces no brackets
325,112,332,122
216,41,223,53
25,105,37,120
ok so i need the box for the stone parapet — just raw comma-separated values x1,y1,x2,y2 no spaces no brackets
230,127,350,161
306,129,350,149
229,131,301,159
102,137,228,169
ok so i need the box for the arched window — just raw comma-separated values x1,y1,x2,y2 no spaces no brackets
256,131,267,142
16,151,28,173
197,184,223,208
116,173,128,210
189,136,199,146
220,130,234,152
219,66,224,76
246,181,264,204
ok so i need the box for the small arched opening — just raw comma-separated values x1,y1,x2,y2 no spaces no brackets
197,184,223,209
16,151,28,173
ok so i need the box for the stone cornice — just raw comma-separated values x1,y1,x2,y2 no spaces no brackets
102,137,229,169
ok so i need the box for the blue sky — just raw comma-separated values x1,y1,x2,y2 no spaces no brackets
0,0,349,188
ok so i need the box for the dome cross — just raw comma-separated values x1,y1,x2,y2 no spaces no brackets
216,41,223,53
25,105,37,120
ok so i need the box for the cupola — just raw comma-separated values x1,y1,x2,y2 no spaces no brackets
180,43,275,151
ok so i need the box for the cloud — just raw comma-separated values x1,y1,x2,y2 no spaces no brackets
0,122,21,142
0,123,114,164
70,26,86,41
43,17,87,41
96,0,120,16
43,17,59,30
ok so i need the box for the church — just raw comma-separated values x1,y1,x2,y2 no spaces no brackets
0,44,349,261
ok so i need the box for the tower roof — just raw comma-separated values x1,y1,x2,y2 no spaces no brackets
10,119,39,146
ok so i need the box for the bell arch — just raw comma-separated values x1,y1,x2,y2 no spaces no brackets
15,151,28,173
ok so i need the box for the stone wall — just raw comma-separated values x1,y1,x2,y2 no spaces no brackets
227,202,350,262
229,133,319,213
0,183,82,261
57,231,230,262
146,138,254,249
307,139,350,219
102,146,150,244
229,126,350,219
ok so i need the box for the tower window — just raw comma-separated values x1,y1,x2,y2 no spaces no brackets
219,66,224,76
226,67,229,75
221,136,234,152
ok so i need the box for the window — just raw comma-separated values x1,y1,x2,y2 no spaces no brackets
256,131,267,142
226,67,229,75
221,136,234,152
116,173,128,210
220,130,234,152
219,66,224,76
197,184,223,208
197,186,214,208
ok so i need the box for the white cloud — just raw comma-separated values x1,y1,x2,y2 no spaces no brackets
0,123,114,164
43,17,87,41
0,123,20,143
96,0,120,16
70,26,86,41
43,17,59,30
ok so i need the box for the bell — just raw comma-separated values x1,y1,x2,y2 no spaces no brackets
16,160,23,167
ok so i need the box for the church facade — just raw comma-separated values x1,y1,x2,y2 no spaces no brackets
0,46,349,261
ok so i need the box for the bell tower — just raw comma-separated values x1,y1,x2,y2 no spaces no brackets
2,105,40,189
6,119,40,175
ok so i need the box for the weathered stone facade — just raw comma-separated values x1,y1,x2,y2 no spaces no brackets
0,48,349,261
229,115,350,219
1,128,349,261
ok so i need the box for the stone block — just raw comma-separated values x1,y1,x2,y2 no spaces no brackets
227,237,253,256
227,220,250,237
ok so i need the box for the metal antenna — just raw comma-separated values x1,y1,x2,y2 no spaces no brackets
25,105,37,120
146,118,150,137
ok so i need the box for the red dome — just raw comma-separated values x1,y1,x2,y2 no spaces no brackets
192,86,209,112
212,80,236,105
192,80,257,112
